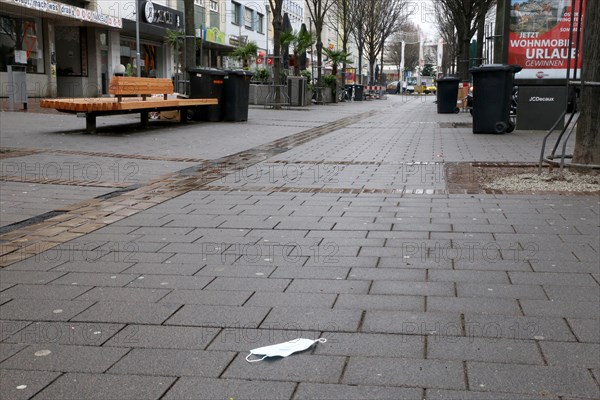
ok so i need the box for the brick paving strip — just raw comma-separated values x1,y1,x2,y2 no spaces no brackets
1,147,207,163
0,175,131,188
0,110,378,267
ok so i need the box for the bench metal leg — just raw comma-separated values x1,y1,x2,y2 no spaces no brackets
86,114,96,134
140,111,149,128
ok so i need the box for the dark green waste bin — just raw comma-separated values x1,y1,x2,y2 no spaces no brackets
436,77,460,113
353,85,364,101
223,70,253,122
469,64,522,134
189,68,226,121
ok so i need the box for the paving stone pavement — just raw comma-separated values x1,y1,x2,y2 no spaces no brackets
0,96,598,399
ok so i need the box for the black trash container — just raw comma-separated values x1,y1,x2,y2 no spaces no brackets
223,70,253,121
469,64,522,134
353,84,364,101
345,84,354,101
189,68,227,121
436,77,460,113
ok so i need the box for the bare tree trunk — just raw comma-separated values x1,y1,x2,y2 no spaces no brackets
476,15,485,66
494,0,506,63
184,0,195,73
573,0,600,165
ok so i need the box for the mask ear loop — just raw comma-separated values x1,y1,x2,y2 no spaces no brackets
246,353,268,363
316,338,327,343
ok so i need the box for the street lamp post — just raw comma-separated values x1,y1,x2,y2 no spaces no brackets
265,2,270,57
135,0,141,77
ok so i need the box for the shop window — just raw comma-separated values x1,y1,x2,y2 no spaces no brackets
55,26,87,76
119,38,157,77
0,15,44,73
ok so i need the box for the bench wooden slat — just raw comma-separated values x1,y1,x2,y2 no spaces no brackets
108,77,174,96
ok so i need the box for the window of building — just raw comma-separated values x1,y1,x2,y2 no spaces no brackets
257,13,264,34
232,2,241,25
194,4,206,31
0,15,44,73
119,38,157,77
244,7,253,30
209,0,218,12
55,26,87,76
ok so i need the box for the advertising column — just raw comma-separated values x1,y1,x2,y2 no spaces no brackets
508,0,587,130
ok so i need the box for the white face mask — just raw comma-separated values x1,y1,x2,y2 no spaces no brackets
245,338,327,362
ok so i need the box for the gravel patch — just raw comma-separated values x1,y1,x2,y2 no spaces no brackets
478,168,600,192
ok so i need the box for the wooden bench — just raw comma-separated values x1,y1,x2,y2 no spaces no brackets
40,77,218,134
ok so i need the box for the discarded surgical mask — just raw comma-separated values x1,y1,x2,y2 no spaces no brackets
245,338,327,362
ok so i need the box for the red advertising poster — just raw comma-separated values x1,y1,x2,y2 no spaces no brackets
508,0,586,80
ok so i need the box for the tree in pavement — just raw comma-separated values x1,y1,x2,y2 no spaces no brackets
436,0,496,82
280,29,316,76
305,0,337,103
573,0,599,165
387,22,421,82
435,2,459,75
328,0,356,89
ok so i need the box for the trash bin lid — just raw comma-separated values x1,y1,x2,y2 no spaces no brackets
225,69,254,76
188,68,227,76
437,77,460,82
469,64,522,73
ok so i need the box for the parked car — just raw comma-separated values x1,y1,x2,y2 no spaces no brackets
386,81,400,94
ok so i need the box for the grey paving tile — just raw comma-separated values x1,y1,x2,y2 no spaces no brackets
208,328,322,353
159,289,252,306
0,284,92,301
467,362,599,398
0,343,129,373
122,262,203,276
294,383,422,400
261,307,362,332
342,356,465,389
543,285,600,302
334,294,424,311
0,299,94,322
427,297,521,315
0,343,27,362
108,348,235,377
222,353,346,383
196,264,276,278
270,266,349,280
126,274,214,290
204,277,291,292
0,321,31,341
47,273,138,287
32,373,175,400
75,287,171,303
509,272,598,286
51,261,135,274
314,332,424,358
520,300,599,319
347,267,426,281
429,270,509,284
362,311,461,336
246,292,336,308
0,271,66,285
567,318,600,343
0,369,61,400
71,301,180,324
540,342,600,368
425,389,558,399
3,322,123,346
428,336,543,364
457,283,547,300
285,279,369,294
165,305,270,328
371,281,455,296
103,324,219,350
2,258,66,271
163,377,296,400
377,257,453,269
464,314,576,341
303,256,379,268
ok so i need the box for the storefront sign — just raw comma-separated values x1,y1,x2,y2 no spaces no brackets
204,27,226,45
139,0,182,30
508,0,586,80
8,0,122,28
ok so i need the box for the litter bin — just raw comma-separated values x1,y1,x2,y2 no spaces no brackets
224,70,253,121
436,77,460,113
189,68,227,121
469,64,522,134
7,65,27,111
353,84,364,101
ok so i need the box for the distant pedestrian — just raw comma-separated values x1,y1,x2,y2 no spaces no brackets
395,81,401,95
